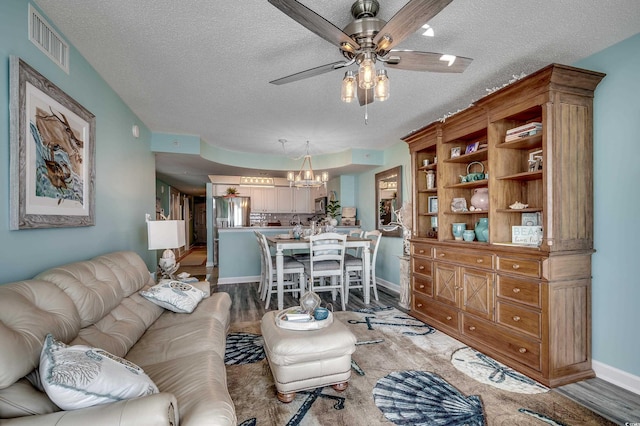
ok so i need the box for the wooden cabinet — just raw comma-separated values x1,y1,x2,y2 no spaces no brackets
250,187,276,212
275,187,313,213
404,64,605,388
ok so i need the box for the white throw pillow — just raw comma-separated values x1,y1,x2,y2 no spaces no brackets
40,334,158,410
140,280,205,313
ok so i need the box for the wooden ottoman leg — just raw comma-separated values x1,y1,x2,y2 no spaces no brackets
332,382,348,392
277,391,296,403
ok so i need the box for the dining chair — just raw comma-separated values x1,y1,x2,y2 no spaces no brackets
256,232,305,309
254,231,267,297
303,232,347,311
346,229,364,258
344,230,382,304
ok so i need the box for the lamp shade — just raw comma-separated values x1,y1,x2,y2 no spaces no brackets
147,220,186,250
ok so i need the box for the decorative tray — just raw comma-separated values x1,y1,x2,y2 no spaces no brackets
275,308,333,330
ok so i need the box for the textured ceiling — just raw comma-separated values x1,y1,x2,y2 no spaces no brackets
34,0,640,194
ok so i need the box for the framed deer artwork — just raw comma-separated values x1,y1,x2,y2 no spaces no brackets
9,57,95,229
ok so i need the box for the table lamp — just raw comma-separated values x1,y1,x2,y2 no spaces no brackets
147,216,186,280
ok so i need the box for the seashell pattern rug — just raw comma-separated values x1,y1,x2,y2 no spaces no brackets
226,307,613,425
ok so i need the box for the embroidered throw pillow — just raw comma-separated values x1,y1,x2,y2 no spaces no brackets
140,280,205,313
39,334,158,410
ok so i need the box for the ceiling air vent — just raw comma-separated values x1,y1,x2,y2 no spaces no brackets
28,5,69,73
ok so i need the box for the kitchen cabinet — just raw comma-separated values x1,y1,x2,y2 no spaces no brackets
250,187,276,212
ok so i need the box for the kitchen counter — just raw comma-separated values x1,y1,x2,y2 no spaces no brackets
216,225,361,284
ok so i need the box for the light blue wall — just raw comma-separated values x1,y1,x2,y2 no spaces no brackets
1,1,156,282
356,141,411,285
574,33,640,377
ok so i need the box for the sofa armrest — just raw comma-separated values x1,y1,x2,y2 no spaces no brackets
0,393,178,426
191,280,210,298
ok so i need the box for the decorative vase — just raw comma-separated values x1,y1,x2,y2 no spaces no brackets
329,218,338,226
299,291,321,315
426,170,436,189
452,223,466,241
474,218,489,242
470,187,489,211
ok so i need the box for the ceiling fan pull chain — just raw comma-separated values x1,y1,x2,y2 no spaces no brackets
364,89,369,125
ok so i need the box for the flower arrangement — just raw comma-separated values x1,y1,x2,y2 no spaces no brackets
225,187,238,196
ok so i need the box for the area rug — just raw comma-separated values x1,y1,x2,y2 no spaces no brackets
179,250,207,266
225,307,613,426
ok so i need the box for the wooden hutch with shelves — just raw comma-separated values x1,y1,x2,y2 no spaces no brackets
402,64,605,387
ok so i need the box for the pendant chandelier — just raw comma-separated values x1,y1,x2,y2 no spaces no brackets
286,141,328,188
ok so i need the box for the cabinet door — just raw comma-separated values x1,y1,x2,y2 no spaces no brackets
276,187,293,213
434,262,458,307
293,188,311,213
460,267,494,320
250,187,276,212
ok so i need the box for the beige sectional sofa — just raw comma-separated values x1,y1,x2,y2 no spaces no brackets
0,251,236,425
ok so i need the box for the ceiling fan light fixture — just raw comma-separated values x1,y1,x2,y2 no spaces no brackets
341,70,357,103
374,69,389,101
358,54,376,89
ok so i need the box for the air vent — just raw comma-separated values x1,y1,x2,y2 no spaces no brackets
28,5,69,73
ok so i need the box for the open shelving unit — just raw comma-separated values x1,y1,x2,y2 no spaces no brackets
402,64,605,388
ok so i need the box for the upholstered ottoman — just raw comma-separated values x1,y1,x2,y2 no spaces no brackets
260,310,357,403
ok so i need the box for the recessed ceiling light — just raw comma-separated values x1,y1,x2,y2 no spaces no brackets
421,24,434,37
440,54,456,66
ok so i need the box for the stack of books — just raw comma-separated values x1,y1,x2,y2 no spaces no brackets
505,122,542,142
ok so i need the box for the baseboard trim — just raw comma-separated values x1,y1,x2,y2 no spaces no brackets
217,276,260,285
376,278,400,295
593,360,640,395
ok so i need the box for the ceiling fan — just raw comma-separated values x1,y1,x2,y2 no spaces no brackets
268,0,472,106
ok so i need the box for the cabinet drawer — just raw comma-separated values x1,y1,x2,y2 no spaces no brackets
434,248,494,269
412,243,433,258
497,256,541,278
496,301,541,338
413,275,433,297
413,295,459,331
462,315,541,371
497,275,541,308
413,258,432,276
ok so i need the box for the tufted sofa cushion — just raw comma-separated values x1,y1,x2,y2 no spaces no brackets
0,281,81,389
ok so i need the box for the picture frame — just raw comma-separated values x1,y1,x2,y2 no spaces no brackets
10,57,96,229
428,196,438,213
465,141,479,154
450,147,461,158
528,149,543,172
430,215,438,230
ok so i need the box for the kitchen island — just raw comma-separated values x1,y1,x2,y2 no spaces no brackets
216,226,361,284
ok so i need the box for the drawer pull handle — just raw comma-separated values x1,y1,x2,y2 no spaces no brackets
417,303,423,308
512,264,520,270
419,249,425,254
419,265,425,270
419,284,425,289
512,316,521,322
446,316,452,321
476,258,483,263
518,348,527,354
468,326,476,331
512,288,521,293
438,253,445,258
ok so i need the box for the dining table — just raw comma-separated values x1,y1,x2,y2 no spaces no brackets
266,235,372,310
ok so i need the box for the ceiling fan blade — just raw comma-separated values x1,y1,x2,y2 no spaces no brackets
357,85,374,106
373,0,453,52
384,51,472,73
269,61,347,85
268,0,360,51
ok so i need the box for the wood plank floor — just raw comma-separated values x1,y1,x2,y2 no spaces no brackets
181,257,640,425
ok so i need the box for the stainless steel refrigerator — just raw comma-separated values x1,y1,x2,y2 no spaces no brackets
212,196,251,266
